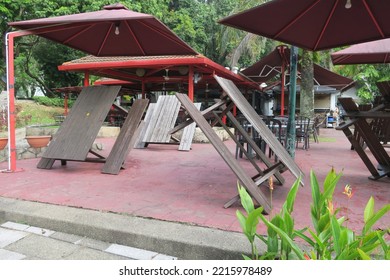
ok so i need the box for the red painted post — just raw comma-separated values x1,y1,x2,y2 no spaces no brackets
6,30,35,172
64,93,69,116
84,71,90,86
188,66,194,102
6,34,16,171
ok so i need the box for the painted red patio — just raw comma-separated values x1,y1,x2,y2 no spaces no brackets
0,128,389,235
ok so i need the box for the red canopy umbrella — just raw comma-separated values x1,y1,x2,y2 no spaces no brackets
331,38,390,65
243,46,354,90
8,3,197,56
219,0,390,51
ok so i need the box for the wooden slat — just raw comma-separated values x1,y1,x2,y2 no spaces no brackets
169,99,227,134
175,93,272,214
143,96,180,143
225,111,285,185
214,75,303,180
134,103,155,149
338,97,390,180
37,157,56,169
42,86,120,161
152,96,180,142
179,103,201,151
102,99,149,175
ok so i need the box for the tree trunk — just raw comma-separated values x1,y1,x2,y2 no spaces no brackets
300,49,314,118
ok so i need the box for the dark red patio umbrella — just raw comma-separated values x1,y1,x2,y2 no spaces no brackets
8,3,197,56
242,46,354,90
219,0,390,51
331,38,390,65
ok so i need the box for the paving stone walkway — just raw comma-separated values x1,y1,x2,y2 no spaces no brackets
0,221,176,260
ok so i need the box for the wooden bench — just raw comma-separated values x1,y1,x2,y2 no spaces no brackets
173,76,303,213
336,97,390,180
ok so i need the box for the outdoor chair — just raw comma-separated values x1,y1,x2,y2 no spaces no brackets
235,119,254,159
262,117,284,161
296,116,311,150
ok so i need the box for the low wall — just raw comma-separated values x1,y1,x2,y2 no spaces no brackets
0,126,233,163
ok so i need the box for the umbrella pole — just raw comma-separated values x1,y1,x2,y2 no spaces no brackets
286,46,298,159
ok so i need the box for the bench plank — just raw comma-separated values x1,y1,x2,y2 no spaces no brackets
175,93,272,214
42,86,120,161
179,103,201,151
102,99,149,175
214,75,303,180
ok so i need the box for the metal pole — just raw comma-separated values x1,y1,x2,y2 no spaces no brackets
286,45,298,158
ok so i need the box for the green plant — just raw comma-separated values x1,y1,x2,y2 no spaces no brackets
237,168,390,260
33,96,74,108
0,105,8,133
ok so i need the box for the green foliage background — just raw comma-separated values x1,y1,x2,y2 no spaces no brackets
0,0,389,102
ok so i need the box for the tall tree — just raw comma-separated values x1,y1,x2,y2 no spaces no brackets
300,49,314,118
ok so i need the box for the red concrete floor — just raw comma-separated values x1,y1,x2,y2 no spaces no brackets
0,128,389,236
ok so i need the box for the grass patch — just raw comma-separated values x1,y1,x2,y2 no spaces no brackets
16,100,64,128
310,136,337,142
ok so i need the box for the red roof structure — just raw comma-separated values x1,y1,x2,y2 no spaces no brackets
58,54,258,99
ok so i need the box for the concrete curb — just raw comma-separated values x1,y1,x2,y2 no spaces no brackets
0,197,256,260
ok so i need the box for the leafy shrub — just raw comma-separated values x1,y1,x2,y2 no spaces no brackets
33,96,74,108
237,168,390,260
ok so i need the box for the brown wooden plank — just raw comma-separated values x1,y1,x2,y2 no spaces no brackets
341,126,380,178
339,98,390,166
169,99,227,134
214,75,303,181
134,103,154,149
179,103,201,151
151,96,180,142
213,111,265,176
142,96,180,143
43,86,121,161
224,162,284,208
102,99,149,175
175,93,272,214
37,157,56,169
225,111,285,185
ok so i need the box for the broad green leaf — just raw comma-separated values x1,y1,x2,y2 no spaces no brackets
364,196,375,224
310,170,320,213
308,229,326,250
330,215,341,255
363,203,390,235
318,212,330,233
266,236,279,253
245,207,263,241
259,215,305,260
242,254,252,260
357,248,371,260
268,215,283,238
377,231,390,259
283,211,294,236
283,176,301,214
294,230,315,247
319,172,342,208
236,210,248,236
238,184,254,214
